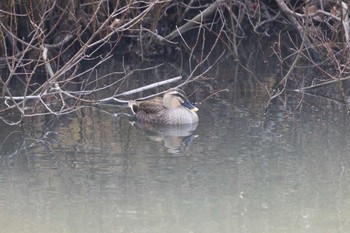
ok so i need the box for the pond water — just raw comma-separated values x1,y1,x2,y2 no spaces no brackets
1,56,350,233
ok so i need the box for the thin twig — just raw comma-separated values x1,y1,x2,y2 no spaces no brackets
199,88,229,104
98,76,182,102
294,75,350,91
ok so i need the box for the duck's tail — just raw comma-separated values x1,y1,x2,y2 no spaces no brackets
128,101,137,114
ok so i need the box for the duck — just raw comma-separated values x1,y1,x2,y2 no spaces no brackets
128,89,199,125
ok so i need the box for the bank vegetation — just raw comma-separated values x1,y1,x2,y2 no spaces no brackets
0,0,349,123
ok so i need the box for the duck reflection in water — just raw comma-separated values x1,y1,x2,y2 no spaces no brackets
133,121,198,154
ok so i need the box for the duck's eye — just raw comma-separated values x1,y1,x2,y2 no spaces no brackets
173,93,186,101
178,97,184,103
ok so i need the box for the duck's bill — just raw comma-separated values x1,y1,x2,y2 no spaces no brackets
183,100,199,112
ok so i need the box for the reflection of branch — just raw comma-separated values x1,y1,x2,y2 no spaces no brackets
294,75,350,91
199,88,229,104
294,90,346,106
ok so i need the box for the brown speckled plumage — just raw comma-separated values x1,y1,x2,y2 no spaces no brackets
128,89,199,125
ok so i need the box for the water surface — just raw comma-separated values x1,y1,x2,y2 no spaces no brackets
0,59,350,233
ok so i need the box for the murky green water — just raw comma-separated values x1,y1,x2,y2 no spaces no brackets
1,58,350,233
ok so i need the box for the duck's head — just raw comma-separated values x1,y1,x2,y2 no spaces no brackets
163,89,198,112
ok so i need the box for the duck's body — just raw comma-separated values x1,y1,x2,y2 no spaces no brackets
128,89,199,125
